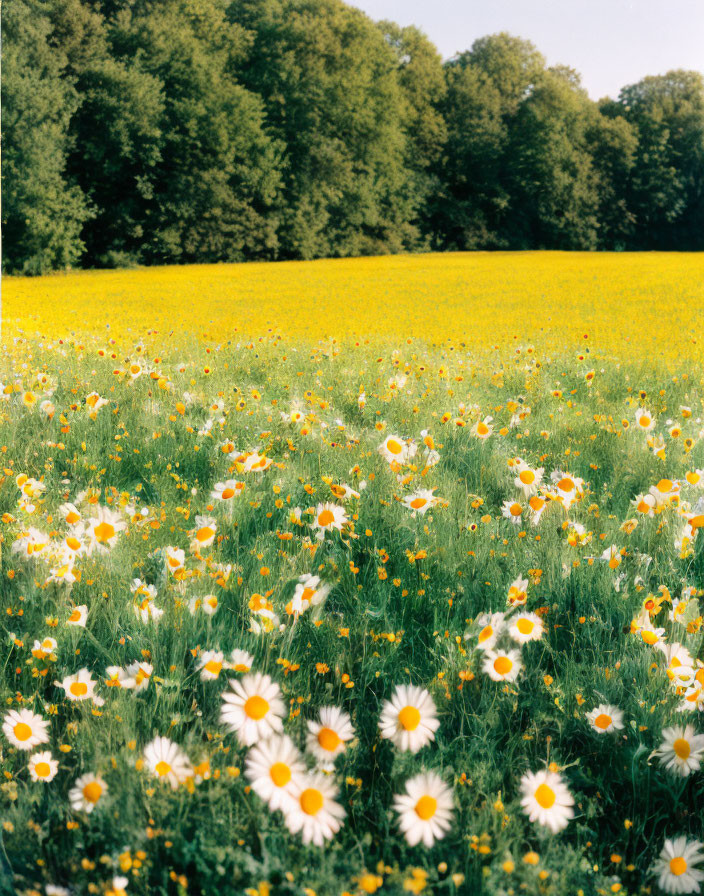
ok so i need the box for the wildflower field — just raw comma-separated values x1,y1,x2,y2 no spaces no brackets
1,251,704,896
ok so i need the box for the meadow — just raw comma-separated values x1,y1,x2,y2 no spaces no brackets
1,252,704,896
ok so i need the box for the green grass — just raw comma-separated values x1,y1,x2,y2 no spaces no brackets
1,336,703,896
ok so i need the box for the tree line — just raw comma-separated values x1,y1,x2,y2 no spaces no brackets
3,0,703,274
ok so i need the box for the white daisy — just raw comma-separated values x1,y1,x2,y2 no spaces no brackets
3,709,50,751
288,574,331,616
220,672,285,746
191,515,217,548
306,706,355,766
143,736,192,789
60,503,82,526
402,489,440,515
586,704,625,734
393,771,454,847
85,507,125,554
508,612,544,644
69,773,108,813
55,669,103,705
311,503,348,540
378,684,440,753
229,648,254,673
501,500,524,525
653,836,704,894
635,407,656,432
514,462,543,496
165,545,185,573
202,593,219,616
379,435,409,464
210,479,245,503
31,637,58,659
198,650,225,681
245,734,305,812
284,772,346,845
655,725,704,777
28,751,59,783
473,612,506,651
520,768,574,833
482,649,523,683
66,604,88,627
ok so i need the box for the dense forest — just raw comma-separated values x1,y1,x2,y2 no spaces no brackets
3,0,704,274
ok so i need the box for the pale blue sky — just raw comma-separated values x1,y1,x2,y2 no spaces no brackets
348,0,704,99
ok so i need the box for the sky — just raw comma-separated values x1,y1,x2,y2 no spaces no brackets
347,0,704,99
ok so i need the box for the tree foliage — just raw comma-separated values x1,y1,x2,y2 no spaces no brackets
2,0,703,273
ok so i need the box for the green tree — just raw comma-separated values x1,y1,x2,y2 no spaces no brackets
377,21,447,245
506,66,601,249
230,0,420,259
2,0,89,273
47,0,165,267
433,34,547,249
96,0,283,265
613,71,704,249
586,107,638,248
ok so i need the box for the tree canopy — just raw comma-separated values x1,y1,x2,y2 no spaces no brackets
2,0,703,272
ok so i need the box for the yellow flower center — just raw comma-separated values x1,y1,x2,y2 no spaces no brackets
204,660,222,676
70,681,88,697
155,760,172,777
318,727,342,752
398,705,421,731
410,498,427,509
478,625,493,643
34,761,51,778
244,695,269,720
669,857,687,876
196,527,214,543
534,783,556,809
300,787,324,815
93,521,115,543
269,762,291,787
386,439,402,455
519,470,535,484
494,656,513,676
594,713,612,730
673,738,691,760
14,722,33,741
509,503,522,516
414,795,437,820
82,781,103,803
557,477,574,491
516,618,534,635
221,488,235,500
318,509,334,527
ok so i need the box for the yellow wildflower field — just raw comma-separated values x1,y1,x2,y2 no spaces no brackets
4,252,704,360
